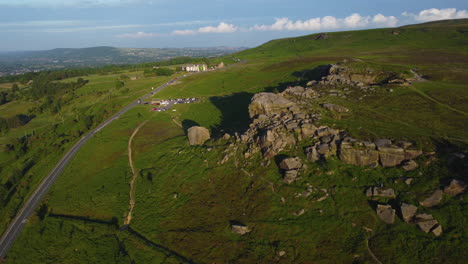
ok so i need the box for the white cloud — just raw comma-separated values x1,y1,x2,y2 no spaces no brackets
372,14,399,27
172,22,237,35
343,13,370,28
116,31,161,38
251,13,398,32
403,8,468,22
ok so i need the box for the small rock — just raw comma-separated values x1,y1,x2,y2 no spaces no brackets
402,160,418,171
419,189,443,207
376,204,395,224
293,208,305,216
222,133,231,140
277,251,286,257
231,223,251,235
405,178,414,185
443,179,466,196
374,139,392,147
400,203,418,223
283,170,298,184
366,187,396,198
417,219,438,233
432,225,443,236
279,157,302,170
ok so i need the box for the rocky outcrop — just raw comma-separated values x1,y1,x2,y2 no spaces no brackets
248,92,297,118
443,179,466,196
187,126,210,145
419,189,443,207
376,204,395,224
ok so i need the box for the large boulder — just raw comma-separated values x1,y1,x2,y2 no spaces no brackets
376,204,395,224
187,126,210,145
339,141,379,166
444,179,466,196
419,189,443,207
248,93,297,118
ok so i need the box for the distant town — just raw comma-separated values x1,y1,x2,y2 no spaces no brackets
0,46,246,76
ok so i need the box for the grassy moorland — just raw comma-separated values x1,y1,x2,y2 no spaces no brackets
4,19,468,263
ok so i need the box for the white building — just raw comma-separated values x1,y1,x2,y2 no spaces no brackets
182,64,207,72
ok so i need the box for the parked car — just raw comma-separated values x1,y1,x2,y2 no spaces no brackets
152,108,159,111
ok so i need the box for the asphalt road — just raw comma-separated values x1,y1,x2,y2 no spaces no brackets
0,75,182,260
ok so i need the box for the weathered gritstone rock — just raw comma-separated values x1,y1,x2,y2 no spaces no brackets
279,157,302,170
402,160,418,171
249,92,297,118
419,189,443,207
377,145,406,167
231,223,251,235
376,204,395,224
414,213,442,236
281,86,319,98
400,203,418,223
444,179,466,196
366,187,396,199
187,126,210,145
340,140,379,166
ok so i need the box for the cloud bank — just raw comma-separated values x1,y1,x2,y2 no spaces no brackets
403,8,468,22
115,7,467,39
251,13,398,31
172,22,237,35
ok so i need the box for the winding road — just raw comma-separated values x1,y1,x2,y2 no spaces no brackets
0,75,183,260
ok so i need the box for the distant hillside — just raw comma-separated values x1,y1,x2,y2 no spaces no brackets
0,46,246,75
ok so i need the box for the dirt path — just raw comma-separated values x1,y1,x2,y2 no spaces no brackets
124,120,149,225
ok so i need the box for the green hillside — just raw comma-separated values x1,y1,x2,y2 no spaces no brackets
2,19,468,263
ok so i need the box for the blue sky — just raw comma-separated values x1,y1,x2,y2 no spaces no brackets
0,0,467,51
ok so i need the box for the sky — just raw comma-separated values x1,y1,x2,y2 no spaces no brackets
0,0,467,51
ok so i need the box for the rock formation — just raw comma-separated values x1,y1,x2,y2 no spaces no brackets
248,92,297,118
187,126,210,145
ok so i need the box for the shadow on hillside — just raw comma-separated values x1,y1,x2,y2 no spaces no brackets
264,64,331,93
208,64,332,138
433,139,468,183
209,92,253,137
181,119,200,135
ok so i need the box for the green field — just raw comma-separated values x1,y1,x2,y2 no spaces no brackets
2,19,468,263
